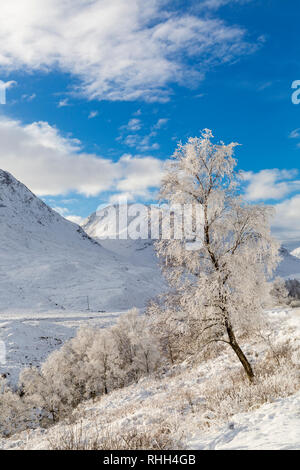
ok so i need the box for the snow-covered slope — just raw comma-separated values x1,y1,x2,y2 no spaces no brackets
291,246,300,259
0,170,163,313
1,307,299,450
189,391,300,450
82,205,163,267
276,247,300,281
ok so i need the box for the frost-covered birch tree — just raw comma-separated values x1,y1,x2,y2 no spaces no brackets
155,129,280,381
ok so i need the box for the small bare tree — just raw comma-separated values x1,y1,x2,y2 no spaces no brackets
155,130,280,381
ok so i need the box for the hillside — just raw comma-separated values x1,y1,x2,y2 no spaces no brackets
276,247,300,280
0,170,163,313
291,246,300,259
1,307,299,450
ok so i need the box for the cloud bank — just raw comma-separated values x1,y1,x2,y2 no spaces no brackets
0,118,299,240
242,169,300,202
0,0,256,102
243,169,300,241
0,117,163,200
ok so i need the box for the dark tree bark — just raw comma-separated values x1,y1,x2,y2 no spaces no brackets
226,323,254,382
204,206,255,382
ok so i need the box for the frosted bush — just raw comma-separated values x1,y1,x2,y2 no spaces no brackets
0,378,37,436
19,309,163,423
291,349,300,366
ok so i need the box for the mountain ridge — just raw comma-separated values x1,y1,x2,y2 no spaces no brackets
0,170,164,313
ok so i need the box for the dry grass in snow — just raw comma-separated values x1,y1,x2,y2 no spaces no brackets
0,308,299,450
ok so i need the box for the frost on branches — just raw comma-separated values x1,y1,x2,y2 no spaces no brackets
154,129,280,381
18,309,161,424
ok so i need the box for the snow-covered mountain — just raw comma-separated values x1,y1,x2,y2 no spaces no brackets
1,168,299,314
291,247,300,259
83,205,300,281
82,204,162,267
0,170,163,313
276,247,300,281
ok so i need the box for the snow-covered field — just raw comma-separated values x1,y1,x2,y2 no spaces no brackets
1,307,299,450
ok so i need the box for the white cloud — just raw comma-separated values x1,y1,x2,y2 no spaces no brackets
122,133,160,152
88,110,99,119
289,128,300,139
153,118,168,129
201,0,251,9
122,118,142,131
115,153,162,194
52,206,85,225
66,215,85,225
0,80,17,90
57,98,70,108
0,116,164,199
242,169,300,240
0,0,256,102
272,195,300,241
52,206,70,216
21,93,36,102
242,169,300,201
119,117,167,151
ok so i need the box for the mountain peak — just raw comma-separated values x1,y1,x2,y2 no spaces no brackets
0,169,21,187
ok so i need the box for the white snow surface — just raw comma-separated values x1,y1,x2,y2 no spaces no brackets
0,308,299,450
82,204,163,267
190,391,300,450
291,246,300,260
0,170,164,314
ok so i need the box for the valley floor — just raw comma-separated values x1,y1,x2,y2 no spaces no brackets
0,308,299,450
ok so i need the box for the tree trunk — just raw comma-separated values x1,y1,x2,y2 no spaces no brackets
226,324,254,382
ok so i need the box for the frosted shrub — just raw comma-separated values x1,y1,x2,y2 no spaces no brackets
112,308,161,384
0,378,36,436
20,309,163,423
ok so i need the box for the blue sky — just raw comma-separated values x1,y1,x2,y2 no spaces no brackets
0,0,299,240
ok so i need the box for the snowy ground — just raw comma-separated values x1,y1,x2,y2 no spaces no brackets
191,391,300,450
1,307,299,450
0,309,128,386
